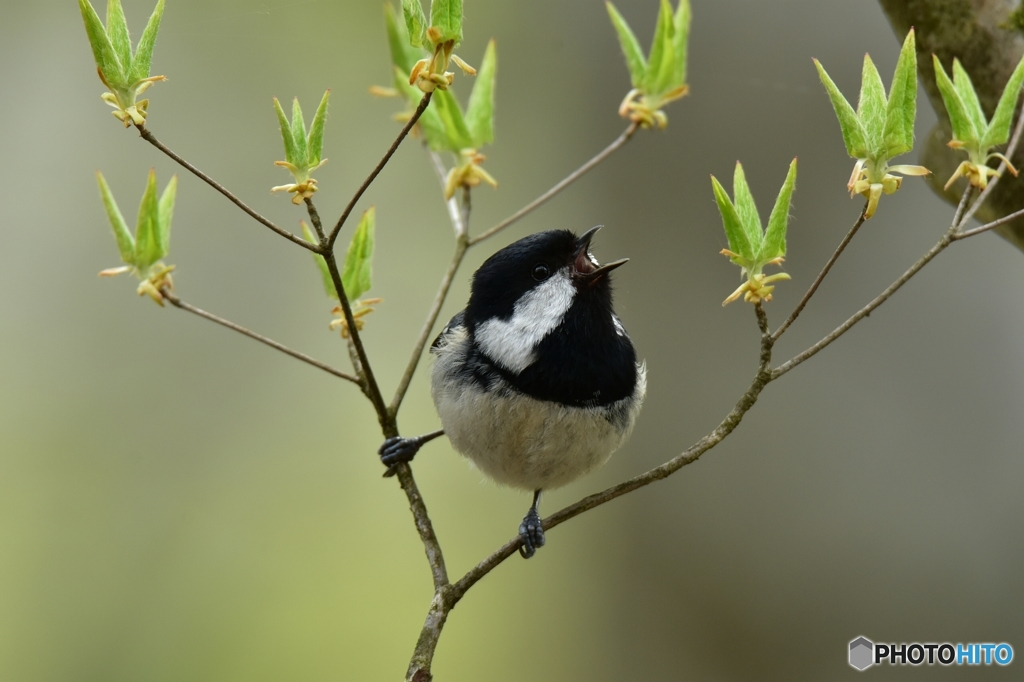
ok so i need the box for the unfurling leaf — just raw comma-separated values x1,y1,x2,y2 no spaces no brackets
78,0,167,127
465,40,497,147
933,52,1024,190
606,2,646,88
711,159,796,305
95,169,177,304
402,0,428,48
815,29,927,218
763,158,797,262
429,0,463,46
96,171,135,264
271,92,330,204
607,0,690,128
343,208,376,302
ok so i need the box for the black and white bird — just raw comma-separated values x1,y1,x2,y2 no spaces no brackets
379,227,645,558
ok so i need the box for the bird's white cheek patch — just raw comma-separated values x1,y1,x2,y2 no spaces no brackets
475,271,574,373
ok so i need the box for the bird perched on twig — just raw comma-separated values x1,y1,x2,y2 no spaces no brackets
379,227,645,558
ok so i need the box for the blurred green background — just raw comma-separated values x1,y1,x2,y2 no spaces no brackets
2,0,1023,679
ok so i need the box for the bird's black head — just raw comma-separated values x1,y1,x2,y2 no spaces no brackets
466,227,627,326
463,228,637,407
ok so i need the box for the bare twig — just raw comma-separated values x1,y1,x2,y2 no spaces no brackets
394,462,449,590
772,236,954,379
161,290,360,385
772,202,869,342
954,205,1024,240
469,122,641,246
949,183,976,233
327,92,433,248
134,125,316,252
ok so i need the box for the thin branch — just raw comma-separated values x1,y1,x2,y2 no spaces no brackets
469,122,641,246
772,202,868,342
772,235,954,379
161,290,360,385
134,125,316,252
774,180,974,376
954,204,1024,240
327,92,434,248
949,183,976,234
395,463,449,590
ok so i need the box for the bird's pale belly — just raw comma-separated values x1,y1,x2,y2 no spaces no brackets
433,381,628,490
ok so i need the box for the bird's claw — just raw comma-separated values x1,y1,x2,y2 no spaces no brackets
378,436,423,477
518,507,546,559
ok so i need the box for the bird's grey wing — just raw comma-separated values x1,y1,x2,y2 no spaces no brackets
430,310,467,353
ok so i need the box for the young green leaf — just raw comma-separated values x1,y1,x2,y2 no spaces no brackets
882,28,916,158
762,158,797,262
816,29,928,218
95,171,135,265
385,3,423,75
430,0,463,45
608,0,689,128
433,89,474,150
128,0,165,84
301,222,337,300
606,2,646,87
932,56,980,144
134,169,162,271
402,0,427,47
105,0,133,79
79,0,122,83
671,0,691,87
731,162,763,254
273,97,299,166
813,59,868,158
713,159,795,305
157,174,177,258
465,40,496,148
951,59,987,136
711,176,754,263
308,90,330,167
343,208,376,302
290,98,308,166
80,0,167,127
983,52,1024,149
644,0,675,95
857,54,887,150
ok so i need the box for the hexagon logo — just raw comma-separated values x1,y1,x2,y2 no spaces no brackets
849,636,874,670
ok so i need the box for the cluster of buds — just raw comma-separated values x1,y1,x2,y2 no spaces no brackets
607,0,690,129
933,54,1024,191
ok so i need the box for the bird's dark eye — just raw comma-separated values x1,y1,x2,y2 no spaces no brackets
532,264,551,281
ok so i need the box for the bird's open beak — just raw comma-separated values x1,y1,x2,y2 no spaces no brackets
573,226,628,284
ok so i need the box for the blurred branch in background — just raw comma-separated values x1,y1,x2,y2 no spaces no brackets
878,0,1024,250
